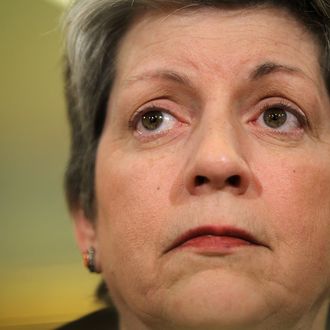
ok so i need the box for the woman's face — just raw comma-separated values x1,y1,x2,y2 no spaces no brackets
81,6,330,330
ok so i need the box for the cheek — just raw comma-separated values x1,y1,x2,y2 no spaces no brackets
94,147,182,311
261,159,330,237
257,152,330,281
95,147,175,270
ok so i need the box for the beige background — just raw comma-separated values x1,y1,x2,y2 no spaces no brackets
1,0,101,328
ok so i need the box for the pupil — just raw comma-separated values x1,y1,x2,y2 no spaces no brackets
142,111,164,130
263,108,287,128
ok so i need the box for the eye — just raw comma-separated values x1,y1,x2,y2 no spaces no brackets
134,108,177,136
255,103,306,133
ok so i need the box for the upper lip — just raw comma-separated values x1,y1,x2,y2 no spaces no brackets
165,225,267,253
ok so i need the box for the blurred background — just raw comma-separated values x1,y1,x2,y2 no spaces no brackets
1,0,102,329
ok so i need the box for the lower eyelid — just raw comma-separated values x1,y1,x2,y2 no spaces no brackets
133,122,187,144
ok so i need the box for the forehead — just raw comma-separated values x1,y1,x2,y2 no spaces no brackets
112,6,322,94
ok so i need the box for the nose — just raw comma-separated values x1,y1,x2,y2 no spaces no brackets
184,120,252,196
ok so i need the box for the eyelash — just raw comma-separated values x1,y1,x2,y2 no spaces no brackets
256,101,308,130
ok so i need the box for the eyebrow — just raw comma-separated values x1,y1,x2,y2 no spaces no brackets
124,62,306,88
123,70,193,88
249,62,303,80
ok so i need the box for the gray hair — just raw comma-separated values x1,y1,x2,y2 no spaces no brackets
63,0,330,220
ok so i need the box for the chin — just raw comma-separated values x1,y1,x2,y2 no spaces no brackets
142,270,297,330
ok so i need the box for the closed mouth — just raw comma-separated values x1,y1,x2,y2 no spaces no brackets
165,225,266,253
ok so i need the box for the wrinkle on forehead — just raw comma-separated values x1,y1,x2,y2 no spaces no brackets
114,6,323,93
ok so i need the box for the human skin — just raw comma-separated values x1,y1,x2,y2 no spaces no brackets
74,6,330,330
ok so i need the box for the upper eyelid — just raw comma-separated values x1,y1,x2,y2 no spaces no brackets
261,102,300,116
137,104,170,116
258,98,299,111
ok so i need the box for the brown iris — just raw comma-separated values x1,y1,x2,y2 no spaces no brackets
263,108,287,128
141,111,164,130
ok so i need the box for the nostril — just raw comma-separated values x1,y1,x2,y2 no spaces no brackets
195,175,210,186
226,175,241,187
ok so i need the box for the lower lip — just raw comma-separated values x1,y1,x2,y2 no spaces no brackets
178,235,253,252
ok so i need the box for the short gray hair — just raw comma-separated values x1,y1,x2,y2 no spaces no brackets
63,0,330,220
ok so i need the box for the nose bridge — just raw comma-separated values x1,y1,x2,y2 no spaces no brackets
184,101,251,195
195,103,242,162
